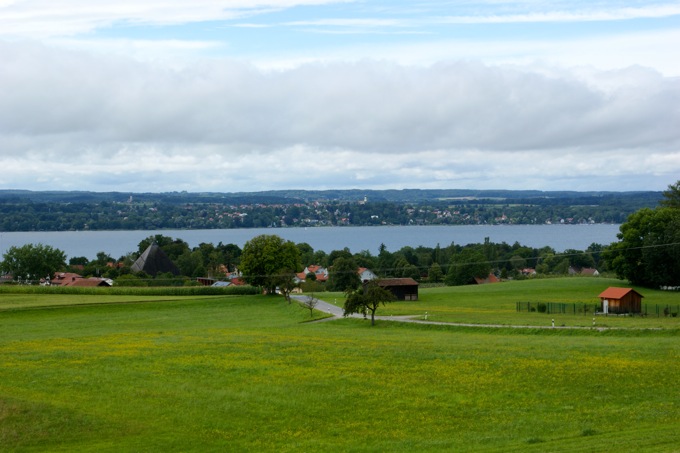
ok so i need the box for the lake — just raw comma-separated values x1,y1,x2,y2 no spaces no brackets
0,224,621,260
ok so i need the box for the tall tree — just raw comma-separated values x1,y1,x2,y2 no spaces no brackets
660,180,680,209
328,256,361,292
343,280,395,326
1,243,66,282
296,242,315,266
605,207,680,288
239,234,301,294
427,262,444,283
377,243,394,277
445,247,491,286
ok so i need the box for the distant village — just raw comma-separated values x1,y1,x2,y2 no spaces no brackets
0,189,658,231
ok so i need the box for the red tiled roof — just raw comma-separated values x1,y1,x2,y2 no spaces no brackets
474,274,500,284
63,277,110,287
598,287,643,299
52,272,83,285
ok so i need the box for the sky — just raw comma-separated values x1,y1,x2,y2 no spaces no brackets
0,1,679,193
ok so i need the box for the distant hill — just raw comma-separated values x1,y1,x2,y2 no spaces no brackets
0,188,663,204
0,189,663,232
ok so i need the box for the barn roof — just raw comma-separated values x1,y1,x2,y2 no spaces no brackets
376,278,419,287
598,287,644,299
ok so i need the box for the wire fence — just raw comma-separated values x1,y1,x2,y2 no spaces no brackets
516,301,680,317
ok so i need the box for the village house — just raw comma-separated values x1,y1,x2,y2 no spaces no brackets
569,266,600,276
50,272,112,287
295,266,378,284
358,267,378,282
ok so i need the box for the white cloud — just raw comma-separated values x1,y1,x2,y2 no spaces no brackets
0,41,677,192
1,1,678,192
250,28,680,76
0,0,350,38
437,4,680,24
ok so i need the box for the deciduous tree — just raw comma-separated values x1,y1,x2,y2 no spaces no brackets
239,234,301,295
343,280,395,326
427,262,444,283
327,256,361,292
445,247,491,286
660,180,680,209
605,207,680,288
301,294,318,318
0,243,66,282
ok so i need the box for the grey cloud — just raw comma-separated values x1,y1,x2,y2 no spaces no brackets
2,42,677,159
0,41,678,192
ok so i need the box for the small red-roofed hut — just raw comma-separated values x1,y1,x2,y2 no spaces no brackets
598,287,644,314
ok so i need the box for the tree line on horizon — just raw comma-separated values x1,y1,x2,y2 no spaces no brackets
0,190,662,231
1,182,678,291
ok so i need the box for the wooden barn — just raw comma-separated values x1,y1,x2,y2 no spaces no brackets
376,278,419,301
598,287,644,314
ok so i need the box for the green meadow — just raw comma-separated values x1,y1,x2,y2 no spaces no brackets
1,278,679,452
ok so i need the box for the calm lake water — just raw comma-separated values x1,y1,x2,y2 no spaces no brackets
0,224,621,260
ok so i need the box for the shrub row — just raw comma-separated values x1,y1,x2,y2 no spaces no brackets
0,285,261,297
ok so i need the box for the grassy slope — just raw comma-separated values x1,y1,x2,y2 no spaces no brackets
1,282,679,452
328,277,680,329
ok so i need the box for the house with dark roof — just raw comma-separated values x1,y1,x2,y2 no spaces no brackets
570,267,600,276
131,243,180,276
598,287,644,314
375,278,419,301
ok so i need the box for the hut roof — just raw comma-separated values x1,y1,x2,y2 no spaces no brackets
598,287,644,299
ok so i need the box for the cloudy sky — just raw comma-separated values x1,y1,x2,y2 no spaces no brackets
1,1,679,193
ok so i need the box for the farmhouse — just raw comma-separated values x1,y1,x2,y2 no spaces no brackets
358,267,378,282
51,272,112,287
295,266,378,284
598,287,644,314
376,278,419,301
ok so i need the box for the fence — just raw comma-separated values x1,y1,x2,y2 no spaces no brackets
516,301,680,317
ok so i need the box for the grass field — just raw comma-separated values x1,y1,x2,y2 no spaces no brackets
325,277,680,329
1,278,679,452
